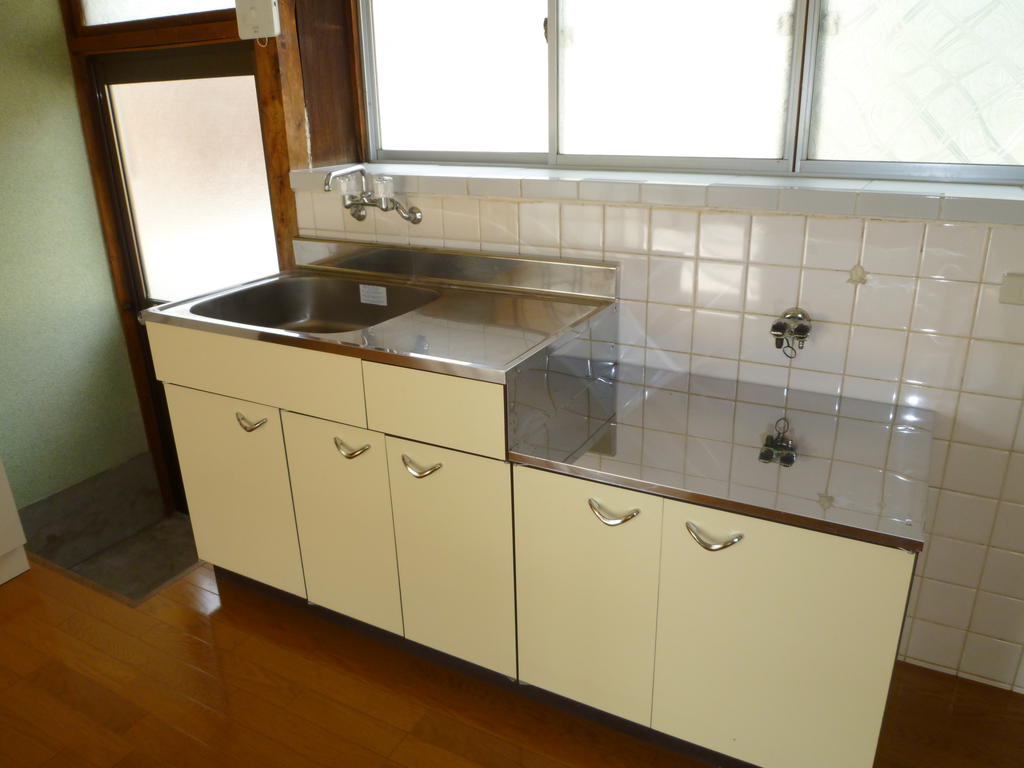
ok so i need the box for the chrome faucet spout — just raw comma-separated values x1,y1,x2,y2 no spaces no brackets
323,168,423,225
323,167,366,193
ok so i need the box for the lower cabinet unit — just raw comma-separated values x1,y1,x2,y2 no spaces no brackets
514,466,664,724
164,384,306,597
386,437,516,677
652,500,915,768
282,412,403,635
157,348,914,768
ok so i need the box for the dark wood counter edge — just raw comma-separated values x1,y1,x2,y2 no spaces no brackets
509,453,925,553
214,566,758,768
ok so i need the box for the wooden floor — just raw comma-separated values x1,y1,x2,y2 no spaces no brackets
0,563,1021,768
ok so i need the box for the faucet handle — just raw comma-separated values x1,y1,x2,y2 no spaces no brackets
372,175,395,202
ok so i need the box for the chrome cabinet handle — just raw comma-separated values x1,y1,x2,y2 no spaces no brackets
235,412,267,432
588,498,640,526
334,437,370,459
686,521,743,551
401,454,442,479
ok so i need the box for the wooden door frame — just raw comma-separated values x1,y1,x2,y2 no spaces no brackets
57,0,310,511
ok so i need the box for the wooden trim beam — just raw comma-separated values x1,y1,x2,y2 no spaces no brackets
255,0,308,268
294,0,364,167
64,2,241,54
70,20,241,54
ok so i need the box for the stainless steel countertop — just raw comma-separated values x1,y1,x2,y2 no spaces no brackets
506,346,932,551
141,242,617,384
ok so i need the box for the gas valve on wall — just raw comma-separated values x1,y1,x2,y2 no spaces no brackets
759,417,796,468
769,308,811,359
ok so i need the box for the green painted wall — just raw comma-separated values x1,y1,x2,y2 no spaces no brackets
0,0,147,507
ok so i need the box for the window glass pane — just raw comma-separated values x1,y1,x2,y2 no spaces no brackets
110,76,278,302
371,0,547,153
560,0,796,159
809,0,1024,165
82,0,231,27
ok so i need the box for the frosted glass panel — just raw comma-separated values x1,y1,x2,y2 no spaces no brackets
82,0,231,26
560,0,796,159
110,76,278,302
371,0,547,153
809,0,1024,165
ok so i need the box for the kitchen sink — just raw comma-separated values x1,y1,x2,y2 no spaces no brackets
335,248,511,281
190,274,440,334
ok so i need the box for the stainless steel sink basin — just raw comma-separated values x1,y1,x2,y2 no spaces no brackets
336,248,511,281
190,274,440,334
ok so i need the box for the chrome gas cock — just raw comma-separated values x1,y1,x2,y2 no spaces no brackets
769,307,812,359
758,417,797,468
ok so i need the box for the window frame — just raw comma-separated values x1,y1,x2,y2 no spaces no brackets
793,0,1024,184
358,0,1024,185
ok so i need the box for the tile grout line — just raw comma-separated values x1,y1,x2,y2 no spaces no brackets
941,225,1000,679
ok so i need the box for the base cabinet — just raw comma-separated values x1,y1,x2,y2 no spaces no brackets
514,466,663,723
282,412,403,635
386,437,516,677
652,500,915,768
164,384,305,597
156,335,914,768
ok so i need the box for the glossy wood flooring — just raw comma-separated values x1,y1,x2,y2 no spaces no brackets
0,561,1021,768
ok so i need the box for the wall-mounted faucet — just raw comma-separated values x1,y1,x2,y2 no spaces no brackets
323,168,423,225
769,307,812,359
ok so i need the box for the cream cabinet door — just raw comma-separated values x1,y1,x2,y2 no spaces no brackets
164,385,305,596
514,466,663,724
386,437,515,676
653,500,915,768
282,412,403,635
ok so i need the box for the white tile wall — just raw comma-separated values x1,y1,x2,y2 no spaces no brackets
519,201,560,251
963,341,1024,398
985,228,1024,283
648,256,694,306
295,182,1024,694
650,208,698,255
862,220,925,276
560,204,603,250
855,275,916,330
750,214,805,266
921,223,988,281
806,218,864,269
605,206,649,252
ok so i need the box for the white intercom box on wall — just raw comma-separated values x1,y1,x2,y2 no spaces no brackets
236,0,280,40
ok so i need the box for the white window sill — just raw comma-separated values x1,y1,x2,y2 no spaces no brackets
290,163,1024,226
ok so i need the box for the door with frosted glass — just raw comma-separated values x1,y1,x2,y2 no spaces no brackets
93,43,281,512
96,44,279,304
